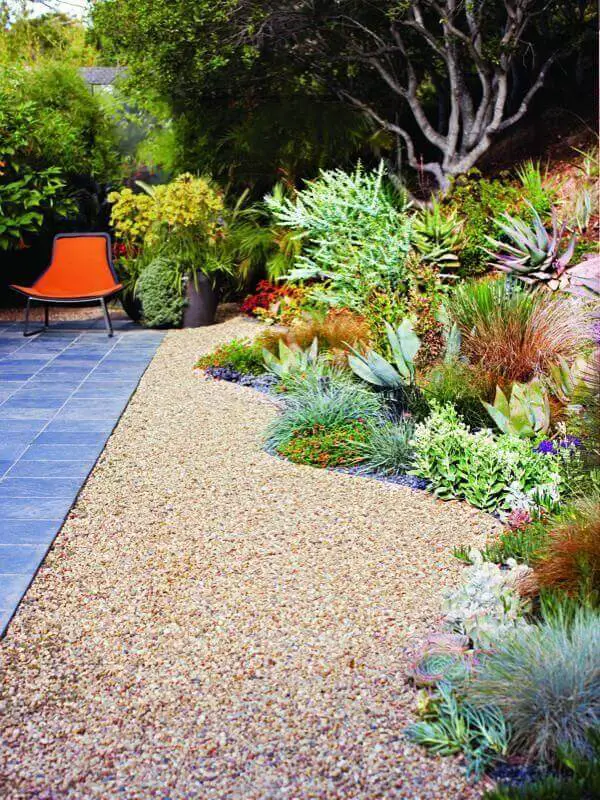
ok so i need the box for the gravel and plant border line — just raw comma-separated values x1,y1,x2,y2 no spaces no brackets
201,365,431,492
1,316,500,799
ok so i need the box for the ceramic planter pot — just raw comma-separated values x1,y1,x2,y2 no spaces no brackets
120,290,143,322
182,271,219,327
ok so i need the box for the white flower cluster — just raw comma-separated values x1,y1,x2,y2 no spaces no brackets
501,480,561,520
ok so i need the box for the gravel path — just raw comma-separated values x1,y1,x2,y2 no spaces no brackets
0,317,497,799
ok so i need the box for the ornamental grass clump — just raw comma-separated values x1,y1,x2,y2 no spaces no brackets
354,418,415,476
265,372,381,457
446,279,588,385
469,604,600,765
262,308,372,355
522,497,600,602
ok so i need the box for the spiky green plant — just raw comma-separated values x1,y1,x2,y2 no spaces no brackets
227,183,303,285
262,337,321,378
515,160,554,216
347,319,420,388
483,379,551,438
469,604,600,765
354,418,415,476
406,682,509,779
412,201,463,275
487,205,577,291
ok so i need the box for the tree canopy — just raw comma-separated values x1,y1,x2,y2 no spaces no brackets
90,1,597,190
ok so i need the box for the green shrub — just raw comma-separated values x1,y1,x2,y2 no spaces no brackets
424,360,492,429
266,162,412,312
411,404,563,512
265,373,381,454
355,418,415,476
277,420,369,468
446,170,520,276
0,61,120,248
195,338,264,375
137,257,186,328
0,61,119,179
469,605,600,765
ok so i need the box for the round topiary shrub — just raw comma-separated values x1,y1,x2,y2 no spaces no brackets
137,257,186,328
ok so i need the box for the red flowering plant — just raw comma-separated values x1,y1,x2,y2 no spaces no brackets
240,280,306,323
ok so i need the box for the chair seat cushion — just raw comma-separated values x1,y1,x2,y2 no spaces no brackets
10,283,123,301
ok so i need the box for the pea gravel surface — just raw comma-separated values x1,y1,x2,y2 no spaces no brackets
0,316,499,800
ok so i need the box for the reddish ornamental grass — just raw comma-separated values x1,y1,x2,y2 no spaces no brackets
522,499,600,598
448,280,590,385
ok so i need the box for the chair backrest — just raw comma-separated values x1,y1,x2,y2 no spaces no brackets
35,234,119,296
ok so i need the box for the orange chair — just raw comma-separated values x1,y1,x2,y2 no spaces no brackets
10,233,123,337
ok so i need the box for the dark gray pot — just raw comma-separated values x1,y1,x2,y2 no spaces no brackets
182,271,219,327
120,290,143,322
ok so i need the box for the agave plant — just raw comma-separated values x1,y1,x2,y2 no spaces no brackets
482,378,551,438
412,201,463,276
487,205,577,291
262,337,320,378
347,319,420,388
547,356,586,404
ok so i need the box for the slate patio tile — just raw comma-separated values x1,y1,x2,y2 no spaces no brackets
1,396,67,409
0,477,82,498
0,520,59,545
0,574,32,611
0,419,47,433
55,400,129,420
8,460,95,478
0,496,73,520
0,444,31,461
0,607,16,634
0,545,47,573
34,431,109,446
0,380,26,391
44,418,116,433
0,373,36,381
20,443,103,461
0,407,57,420
0,433,36,448
0,358,50,369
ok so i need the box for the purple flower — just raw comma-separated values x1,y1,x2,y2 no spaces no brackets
535,440,556,454
560,435,581,449
592,320,600,345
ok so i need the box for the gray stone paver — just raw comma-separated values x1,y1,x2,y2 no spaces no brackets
0,319,163,635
